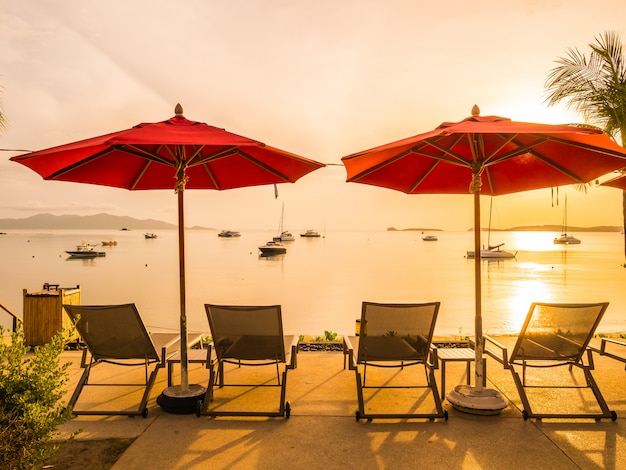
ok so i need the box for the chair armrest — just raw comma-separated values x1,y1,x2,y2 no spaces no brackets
483,335,509,369
286,335,299,370
343,336,357,370
428,345,439,369
600,338,626,369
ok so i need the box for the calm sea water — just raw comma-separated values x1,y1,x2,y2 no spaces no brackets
1,229,625,337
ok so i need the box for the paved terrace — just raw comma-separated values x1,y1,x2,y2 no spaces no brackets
54,336,626,470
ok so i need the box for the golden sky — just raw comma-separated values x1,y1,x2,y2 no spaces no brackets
1,0,625,231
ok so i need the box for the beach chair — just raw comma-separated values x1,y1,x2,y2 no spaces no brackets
64,303,182,418
484,302,617,421
343,301,448,421
197,304,298,418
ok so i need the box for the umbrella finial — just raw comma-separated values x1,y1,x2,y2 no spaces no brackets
471,104,480,116
175,103,184,116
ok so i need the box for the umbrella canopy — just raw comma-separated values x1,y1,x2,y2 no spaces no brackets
601,172,626,190
342,105,626,412
11,104,325,400
12,104,321,191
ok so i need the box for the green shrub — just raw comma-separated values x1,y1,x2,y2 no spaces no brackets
324,331,338,342
0,325,76,469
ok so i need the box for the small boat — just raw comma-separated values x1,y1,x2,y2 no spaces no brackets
554,234,581,245
553,196,580,244
144,233,158,239
218,230,241,238
279,231,295,241
467,198,516,259
258,238,287,256
276,203,295,241
422,235,438,241
101,240,118,246
300,229,321,238
467,243,517,259
66,243,106,258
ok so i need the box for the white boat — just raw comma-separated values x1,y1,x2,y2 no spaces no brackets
467,198,516,259
300,229,321,238
144,233,158,239
422,235,438,241
258,238,287,256
553,196,581,245
276,203,295,241
467,243,516,259
279,231,295,241
218,230,241,238
66,243,105,258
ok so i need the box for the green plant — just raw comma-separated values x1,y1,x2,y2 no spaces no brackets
314,336,324,342
0,325,77,469
324,330,337,342
298,334,305,342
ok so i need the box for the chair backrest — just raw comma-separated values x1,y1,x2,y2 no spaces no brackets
205,304,286,362
357,301,440,363
64,304,159,362
510,302,609,362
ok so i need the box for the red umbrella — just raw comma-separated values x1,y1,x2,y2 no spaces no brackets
601,172,626,190
342,105,626,413
11,104,325,406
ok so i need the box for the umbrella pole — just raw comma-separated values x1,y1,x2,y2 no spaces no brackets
473,188,484,392
157,187,207,414
178,188,189,392
445,176,507,414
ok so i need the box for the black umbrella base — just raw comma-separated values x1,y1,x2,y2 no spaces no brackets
447,384,508,415
157,384,207,414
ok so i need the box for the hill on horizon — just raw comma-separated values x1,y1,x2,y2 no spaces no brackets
388,225,622,232
0,213,211,230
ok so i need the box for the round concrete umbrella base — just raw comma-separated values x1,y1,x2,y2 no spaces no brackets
157,384,207,414
446,384,508,415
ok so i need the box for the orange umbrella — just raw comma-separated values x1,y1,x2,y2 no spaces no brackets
342,105,626,413
601,172,626,190
11,104,325,409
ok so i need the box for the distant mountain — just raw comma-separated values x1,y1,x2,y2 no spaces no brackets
501,225,622,232
387,227,443,232
0,213,211,230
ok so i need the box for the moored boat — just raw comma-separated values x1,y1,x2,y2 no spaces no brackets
554,234,581,245
422,235,438,241
101,240,118,246
66,243,106,258
279,231,295,241
300,229,321,238
553,195,581,245
258,238,287,256
467,243,517,259
218,230,241,238
144,233,158,239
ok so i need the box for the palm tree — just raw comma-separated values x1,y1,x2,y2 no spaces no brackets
545,31,626,265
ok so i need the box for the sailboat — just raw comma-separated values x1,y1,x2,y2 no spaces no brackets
467,198,517,259
553,195,581,245
277,203,295,241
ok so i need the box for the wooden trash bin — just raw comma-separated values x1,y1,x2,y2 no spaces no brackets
23,284,80,346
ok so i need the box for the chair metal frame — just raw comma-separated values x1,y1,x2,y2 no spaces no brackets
485,302,616,421
345,301,448,421
64,303,181,418
197,304,298,418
